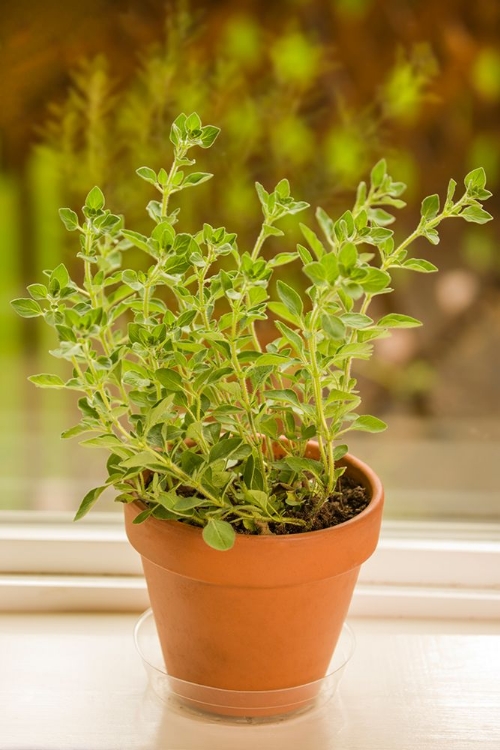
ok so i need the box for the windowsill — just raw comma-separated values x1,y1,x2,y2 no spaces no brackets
2,517,500,617
1,613,499,749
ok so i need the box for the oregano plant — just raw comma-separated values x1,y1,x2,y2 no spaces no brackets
12,113,492,550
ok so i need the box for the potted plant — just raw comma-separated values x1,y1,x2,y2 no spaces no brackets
12,112,492,717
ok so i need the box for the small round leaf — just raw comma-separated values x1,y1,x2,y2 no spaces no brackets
202,519,236,551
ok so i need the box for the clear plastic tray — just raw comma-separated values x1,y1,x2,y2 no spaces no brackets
134,608,355,724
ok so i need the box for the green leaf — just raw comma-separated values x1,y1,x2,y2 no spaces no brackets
316,207,334,242
154,491,177,511
152,222,175,248
74,486,107,521
377,314,422,328
275,320,304,354
255,182,270,209
136,166,157,184
368,228,394,244
185,112,201,132
95,213,121,233
422,228,440,245
339,242,358,269
370,159,387,188
183,172,213,187
61,424,93,439
120,451,165,470
254,353,289,366
174,496,209,512
359,268,391,293
243,488,269,510
132,509,153,525
401,259,438,273
303,262,326,285
320,254,339,283
151,505,178,521
85,186,105,211
242,454,255,488
464,167,486,192
341,313,373,328
350,415,388,433
322,314,346,339
11,298,43,318
50,263,70,290
445,178,457,207
262,223,284,238
78,397,99,420
285,493,303,507
258,416,279,439
202,519,235,551
269,252,299,267
284,457,324,478
275,178,290,198
268,301,301,326
325,389,360,404
200,125,221,148
334,342,372,361
27,283,48,300
276,280,303,319
287,200,310,216
28,373,66,388
147,395,175,428
264,389,301,407
368,208,395,226
122,270,143,291
209,437,244,462
58,208,79,231
333,444,349,460
170,117,184,146
297,243,313,265
155,368,184,392
157,168,168,186
122,230,152,253
177,309,197,328
299,223,326,259
81,434,125,449
420,194,440,220
460,206,493,224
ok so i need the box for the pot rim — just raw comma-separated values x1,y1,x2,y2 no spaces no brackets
131,449,383,544
125,449,384,585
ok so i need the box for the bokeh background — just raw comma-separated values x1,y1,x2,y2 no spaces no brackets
1,0,499,518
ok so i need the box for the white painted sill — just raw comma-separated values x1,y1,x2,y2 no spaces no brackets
1,613,498,749
1,514,499,618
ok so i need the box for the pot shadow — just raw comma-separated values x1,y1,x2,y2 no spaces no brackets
133,684,347,750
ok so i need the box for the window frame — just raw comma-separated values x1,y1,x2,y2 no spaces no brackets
1,512,499,617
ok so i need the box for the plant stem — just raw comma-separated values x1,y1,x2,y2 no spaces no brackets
250,225,267,262
161,147,187,218
307,304,335,493
140,443,224,507
229,335,268,491
247,221,276,352
82,227,103,306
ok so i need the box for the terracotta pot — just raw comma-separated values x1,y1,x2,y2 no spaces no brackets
125,448,384,718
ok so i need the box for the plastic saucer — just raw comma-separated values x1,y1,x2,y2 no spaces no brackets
134,608,355,724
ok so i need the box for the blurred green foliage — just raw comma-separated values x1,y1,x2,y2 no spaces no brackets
1,0,499,513
2,0,499,426
38,8,437,243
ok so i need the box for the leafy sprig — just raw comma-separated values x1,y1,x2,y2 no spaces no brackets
11,113,493,550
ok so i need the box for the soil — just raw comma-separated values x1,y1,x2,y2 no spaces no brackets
144,472,370,536
268,474,370,535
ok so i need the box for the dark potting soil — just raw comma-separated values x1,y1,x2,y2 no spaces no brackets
268,473,370,535
144,472,370,536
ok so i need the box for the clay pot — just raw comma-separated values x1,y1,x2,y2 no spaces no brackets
124,448,384,717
